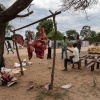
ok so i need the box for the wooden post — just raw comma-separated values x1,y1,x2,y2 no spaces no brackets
49,11,57,90
12,31,24,75
78,60,81,69
85,59,87,66
91,64,95,71
96,62,99,69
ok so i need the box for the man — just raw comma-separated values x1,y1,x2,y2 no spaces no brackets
62,43,81,71
47,37,52,59
61,36,69,59
76,34,82,53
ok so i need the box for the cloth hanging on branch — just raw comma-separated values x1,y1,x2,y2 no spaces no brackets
27,28,47,60
12,34,24,46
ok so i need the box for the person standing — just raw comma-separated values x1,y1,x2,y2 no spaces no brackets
61,36,69,59
62,43,80,71
75,34,82,53
7,41,14,54
47,37,52,59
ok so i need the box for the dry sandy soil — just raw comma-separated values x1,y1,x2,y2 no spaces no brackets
0,47,100,100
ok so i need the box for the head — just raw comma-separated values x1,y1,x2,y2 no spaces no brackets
73,43,77,48
48,37,51,40
63,36,66,40
7,41,9,43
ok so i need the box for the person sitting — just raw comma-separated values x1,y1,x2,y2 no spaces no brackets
62,43,81,71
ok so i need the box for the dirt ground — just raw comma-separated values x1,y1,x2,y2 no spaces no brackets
0,47,100,100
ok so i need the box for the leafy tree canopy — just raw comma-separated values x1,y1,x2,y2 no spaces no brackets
5,22,13,37
96,32,100,42
84,30,100,44
66,29,78,40
47,30,64,40
80,26,91,37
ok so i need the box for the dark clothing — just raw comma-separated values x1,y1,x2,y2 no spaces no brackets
47,47,52,59
64,56,81,70
47,40,52,59
64,57,73,70
7,41,14,54
76,39,82,53
8,43,12,48
62,47,67,59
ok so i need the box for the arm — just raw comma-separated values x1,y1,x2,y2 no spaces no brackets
66,48,73,53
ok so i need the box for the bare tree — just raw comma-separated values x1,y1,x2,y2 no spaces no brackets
61,0,98,11
0,0,33,68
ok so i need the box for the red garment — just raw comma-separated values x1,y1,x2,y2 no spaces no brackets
27,28,47,60
27,41,34,60
13,34,24,46
32,28,47,59
0,72,14,82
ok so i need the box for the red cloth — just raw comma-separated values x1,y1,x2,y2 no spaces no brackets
27,28,47,60
27,41,34,60
32,28,47,59
13,34,24,46
0,72,14,82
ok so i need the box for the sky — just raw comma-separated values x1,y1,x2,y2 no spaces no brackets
1,0,100,38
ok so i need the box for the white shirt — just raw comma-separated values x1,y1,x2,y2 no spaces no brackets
72,47,79,62
48,40,52,48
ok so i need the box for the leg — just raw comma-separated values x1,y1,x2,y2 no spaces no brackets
96,62,99,69
65,49,68,59
47,47,51,59
47,48,49,59
11,50,14,54
49,47,52,58
91,64,95,71
63,58,71,71
61,48,64,59
7,50,9,54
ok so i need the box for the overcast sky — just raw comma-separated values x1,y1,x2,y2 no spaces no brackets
1,0,100,38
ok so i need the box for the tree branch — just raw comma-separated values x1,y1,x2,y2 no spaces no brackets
61,0,98,11
16,11,33,18
0,0,33,23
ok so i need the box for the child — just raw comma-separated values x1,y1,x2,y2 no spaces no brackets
7,41,14,54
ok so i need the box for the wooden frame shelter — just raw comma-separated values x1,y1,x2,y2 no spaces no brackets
11,10,61,90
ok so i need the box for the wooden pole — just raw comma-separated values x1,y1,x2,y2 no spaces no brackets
49,11,57,90
12,31,24,75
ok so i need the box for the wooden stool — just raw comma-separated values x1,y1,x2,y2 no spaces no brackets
72,60,81,69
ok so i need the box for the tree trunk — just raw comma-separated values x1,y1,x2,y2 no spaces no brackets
0,0,33,69
0,23,6,69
